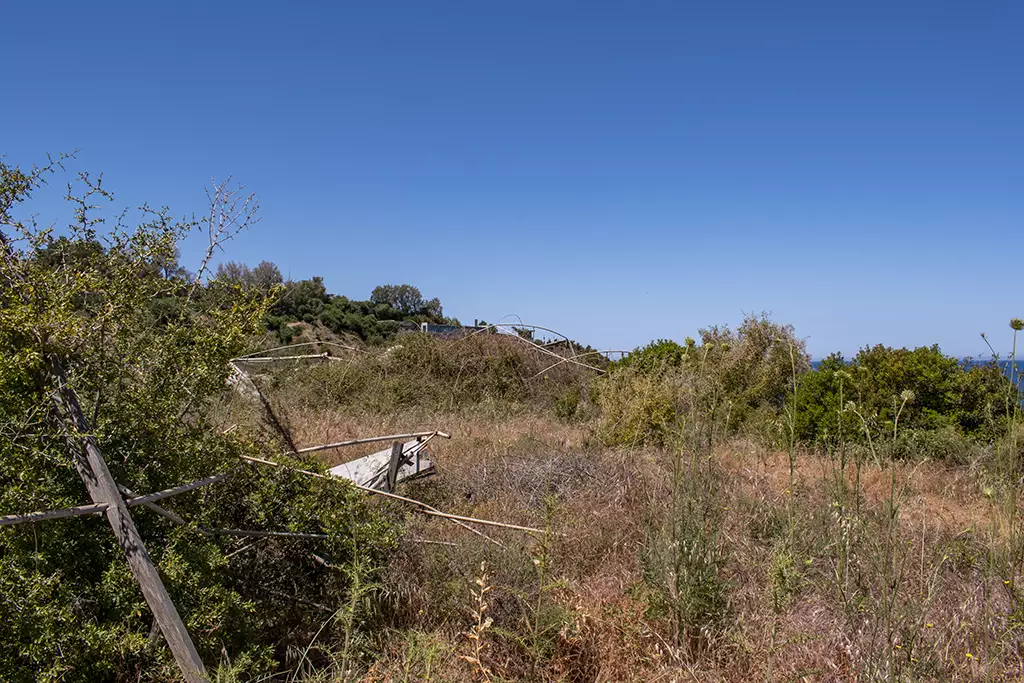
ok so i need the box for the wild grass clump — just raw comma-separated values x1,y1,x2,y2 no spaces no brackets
269,332,598,418
639,450,730,657
598,314,809,449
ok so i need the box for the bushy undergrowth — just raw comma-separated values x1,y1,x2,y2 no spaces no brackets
598,315,809,448
797,346,1016,449
599,318,1020,463
269,331,598,418
0,159,398,682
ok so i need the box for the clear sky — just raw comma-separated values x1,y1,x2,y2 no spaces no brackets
4,1,1022,358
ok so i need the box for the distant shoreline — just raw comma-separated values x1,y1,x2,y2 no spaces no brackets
810,358,1024,375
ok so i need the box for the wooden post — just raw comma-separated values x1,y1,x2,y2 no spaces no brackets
54,371,208,683
386,441,403,492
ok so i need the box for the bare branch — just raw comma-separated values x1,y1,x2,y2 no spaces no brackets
187,176,260,301
532,349,626,378
65,171,114,237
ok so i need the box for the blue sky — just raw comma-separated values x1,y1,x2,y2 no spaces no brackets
4,1,1022,358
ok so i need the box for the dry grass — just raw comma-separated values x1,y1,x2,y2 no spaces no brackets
216,344,1023,682
235,399,1020,681
718,442,994,539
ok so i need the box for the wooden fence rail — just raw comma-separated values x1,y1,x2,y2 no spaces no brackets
0,471,236,527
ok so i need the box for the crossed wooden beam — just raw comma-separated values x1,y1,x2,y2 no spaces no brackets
0,472,234,527
49,370,210,683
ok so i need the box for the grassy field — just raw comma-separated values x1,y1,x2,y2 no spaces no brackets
219,330,1024,682
4,158,1021,683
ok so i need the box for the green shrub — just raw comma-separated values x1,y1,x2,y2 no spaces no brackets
597,365,680,446
894,426,982,463
793,354,860,448
0,158,398,681
796,345,1017,452
554,387,582,421
599,314,809,447
618,338,691,373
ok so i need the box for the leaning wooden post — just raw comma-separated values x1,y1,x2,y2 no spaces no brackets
385,441,403,492
54,370,208,683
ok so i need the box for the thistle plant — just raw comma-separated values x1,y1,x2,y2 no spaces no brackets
1010,319,1022,480
829,370,856,605
460,562,494,682
836,370,851,493
888,391,915,548
1010,318,1023,376
524,494,565,675
879,389,913,679
1003,320,1023,594
785,342,799,550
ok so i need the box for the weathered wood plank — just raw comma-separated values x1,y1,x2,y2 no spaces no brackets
0,502,108,526
117,484,188,526
54,371,208,683
292,430,450,455
233,353,331,362
1,472,233,529
126,471,234,506
386,441,403,492
328,439,433,489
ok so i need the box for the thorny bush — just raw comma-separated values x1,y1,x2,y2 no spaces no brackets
0,157,397,682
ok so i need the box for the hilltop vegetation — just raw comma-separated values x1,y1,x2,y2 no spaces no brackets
212,259,457,346
2,157,1024,681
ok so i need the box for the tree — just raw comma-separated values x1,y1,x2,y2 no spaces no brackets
273,276,329,321
215,260,251,283
423,296,443,318
215,260,281,295
188,177,259,301
370,283,426,315
250,259,282,293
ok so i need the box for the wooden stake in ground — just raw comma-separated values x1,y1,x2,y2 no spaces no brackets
386,441,403,492
54,371,208,683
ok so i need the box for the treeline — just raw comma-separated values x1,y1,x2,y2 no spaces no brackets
214,260,456,345
599,316,1021,457
796,345,1014,447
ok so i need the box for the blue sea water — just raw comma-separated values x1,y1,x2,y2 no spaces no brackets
810,358,1024,381
963,359,1024,376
